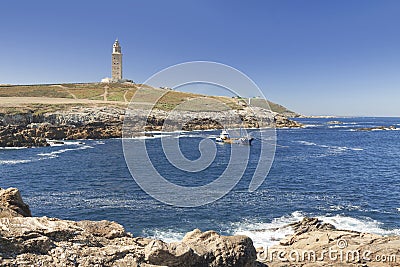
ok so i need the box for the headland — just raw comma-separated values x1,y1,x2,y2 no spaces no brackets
0,83,302,147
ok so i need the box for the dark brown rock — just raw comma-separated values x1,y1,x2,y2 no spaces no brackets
274,114,303,128
0,187,32,217
1,106,301,147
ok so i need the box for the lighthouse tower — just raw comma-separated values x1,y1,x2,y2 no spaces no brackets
111,39,122,81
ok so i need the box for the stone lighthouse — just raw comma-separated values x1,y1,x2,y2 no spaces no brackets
111,39,122,81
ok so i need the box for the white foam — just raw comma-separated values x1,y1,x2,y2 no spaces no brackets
174,134,208,139
132,136,158,140
2,141,101,165
94,140,105,145
231,211,304,247
48,143,64,147
37,145,93,157
233,213,400,248
297,141,318,146
296,141,363,152
47,140,85,147
142,212,400,249
63,141,85,145
146,130,191,134
303,124,323,128
0,147,27,150
0,159,33,165
143,229,185,243
318,215,400,236
324,204,362,212
331,146,364,152
328,125,349,128
131,134,172,140
144,212,305,246
232,212,400,247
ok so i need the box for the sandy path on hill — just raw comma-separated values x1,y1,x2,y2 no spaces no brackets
0,97,124,107
0,97,158,108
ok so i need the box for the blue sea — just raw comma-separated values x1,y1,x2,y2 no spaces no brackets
1,117,400,247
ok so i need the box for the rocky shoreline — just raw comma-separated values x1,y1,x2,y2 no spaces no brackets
0,187,258,267
0,106,302,147
1,187,398,267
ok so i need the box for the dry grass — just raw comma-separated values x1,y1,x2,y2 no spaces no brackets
0,85,72,98
0,83,295,114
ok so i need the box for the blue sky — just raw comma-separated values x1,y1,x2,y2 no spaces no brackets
0,1,399,116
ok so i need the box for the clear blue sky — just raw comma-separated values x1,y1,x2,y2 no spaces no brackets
1,0,399,116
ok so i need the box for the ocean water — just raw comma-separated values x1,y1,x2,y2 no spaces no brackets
1,117,400,247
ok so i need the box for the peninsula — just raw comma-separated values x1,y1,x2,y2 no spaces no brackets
0,83,301,147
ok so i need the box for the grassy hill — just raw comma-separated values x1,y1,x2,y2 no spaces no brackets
0,83,297,116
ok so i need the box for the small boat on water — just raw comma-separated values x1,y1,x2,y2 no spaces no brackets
215,129,254,145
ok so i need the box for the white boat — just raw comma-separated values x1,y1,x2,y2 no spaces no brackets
215,129,253,145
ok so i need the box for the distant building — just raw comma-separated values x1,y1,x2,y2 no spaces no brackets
111,39,123,81
101,39,133,83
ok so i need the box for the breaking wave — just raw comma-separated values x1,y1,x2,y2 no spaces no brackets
144,211,400,247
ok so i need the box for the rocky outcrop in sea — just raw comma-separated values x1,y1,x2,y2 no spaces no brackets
0,106,302,147
356,125,398,131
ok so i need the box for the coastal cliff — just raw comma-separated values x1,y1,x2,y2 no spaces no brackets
0,83,301,147
0,106,301,147
1,187,398,267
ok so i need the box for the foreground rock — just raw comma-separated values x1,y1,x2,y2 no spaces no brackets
0,187,258,267
258,217,400,267
2,187,400,266
0,187,32,218
0,217,258,267
0,106,302,147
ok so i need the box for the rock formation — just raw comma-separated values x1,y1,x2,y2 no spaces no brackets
356,125,397,131
0,187,258,267
0,187,32,218
257,217,400,267
0,106,302,147
1,188,399,266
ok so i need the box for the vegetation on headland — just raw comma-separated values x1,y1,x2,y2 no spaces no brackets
0,83,301,147
0,83,298,115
